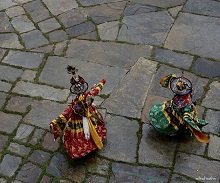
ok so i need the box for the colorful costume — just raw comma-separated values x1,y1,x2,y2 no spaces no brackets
149,73,209,143
50,66,107,158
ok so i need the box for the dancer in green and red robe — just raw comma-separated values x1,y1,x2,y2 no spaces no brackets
149,72,209,143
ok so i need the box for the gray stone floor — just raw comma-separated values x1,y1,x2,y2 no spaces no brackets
0,0,220,182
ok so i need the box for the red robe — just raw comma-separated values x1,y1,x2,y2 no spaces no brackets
50,79,107,159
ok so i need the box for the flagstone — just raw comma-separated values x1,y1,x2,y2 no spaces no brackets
202,81,220,110
165,13,220,60
42,0,78,15
3,50,43,69
102,58,157,118
0,33,23,49
118,11,173,45
66,39,152,68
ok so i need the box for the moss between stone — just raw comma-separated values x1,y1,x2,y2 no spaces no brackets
196,79,211,105
136,119,143,164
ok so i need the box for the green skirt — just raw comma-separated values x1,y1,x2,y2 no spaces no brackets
149,104,177,136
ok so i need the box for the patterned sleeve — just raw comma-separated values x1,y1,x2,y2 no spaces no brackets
49,106,72,140
89,79,106,96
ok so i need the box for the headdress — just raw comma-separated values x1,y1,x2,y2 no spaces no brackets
67,65,88,95
170,72,192,96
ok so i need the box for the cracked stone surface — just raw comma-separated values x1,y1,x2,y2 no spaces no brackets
3,50,43,69
165,12,220,60
99,115,139,163
0,0,220,182
118,11,173,45
0,154,22,177
102,58,157,118
139,124,177,167
12,81,69,101
202,81,220,110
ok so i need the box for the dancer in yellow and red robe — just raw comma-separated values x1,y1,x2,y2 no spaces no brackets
50,66,107,159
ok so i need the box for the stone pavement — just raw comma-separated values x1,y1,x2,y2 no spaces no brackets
0,0,220,182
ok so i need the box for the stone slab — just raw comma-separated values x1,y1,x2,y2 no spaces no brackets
168,5,183,18
66,21,96,37
28,150,51,164
98,115,139,163
14,124,35,142
8,143,31,156
23,0,50,22
0,66,23,82
204,110,220,135
86,175,107,183
11,15,35,33
39,56,128,94
5,6,25,18
67,39,152,68
148,65,209,101
0,1,17,11
110,162,170,182
48,30,68,42
29,128,45,145
124,2,156,16
155,48,193,69
77,31,98,40
23,100,66,129
170,173,195,183
63,165,86,183
139,124,177,167
46,153,69,177
54,41,67,55
40,176,51,183
0,12,14,32
3,50,43,69
0,154,22,177
85,2,125,24
0,92,7,109
208,134,220,160
16,163,42,183
0,134,8,151
165,13,220,60
31,45,54,53
42,0,78,15
0,93,7,109
191,58,220,78
98,21,119,41
0,178,7,183
21,30,48,49
57,8,87,28
202,81,220,110
12,81,69,102
102,58,157,118
38,18,61,33
0,81,12,92
6,96,33,113
129,0,185,8
42,132,60,151
177,137,206,156
0,48,6,60
21,70,37,81
183,0,220,18
79,0,120,6
0,33,23,49
0,111,22,133
86,156,110,175
174,153,220,182
118,11,173,45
